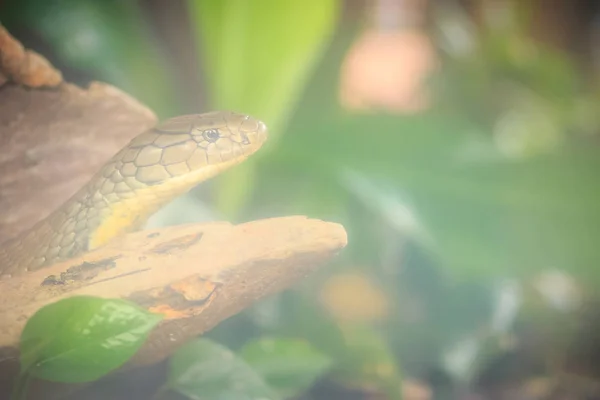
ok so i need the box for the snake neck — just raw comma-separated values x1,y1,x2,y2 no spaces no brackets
84,155,248,251
0,154,246,277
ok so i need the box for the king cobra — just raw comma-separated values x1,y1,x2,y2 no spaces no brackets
0,111,267,278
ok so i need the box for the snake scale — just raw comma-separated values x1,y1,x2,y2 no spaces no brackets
0,111,267,278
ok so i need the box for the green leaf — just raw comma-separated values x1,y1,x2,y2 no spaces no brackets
240,337,333,398
168,338,279,400
19,296,162,383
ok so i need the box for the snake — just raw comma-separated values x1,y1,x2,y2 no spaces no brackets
0,111,267,278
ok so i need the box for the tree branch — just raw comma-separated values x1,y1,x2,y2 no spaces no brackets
0,216,347,364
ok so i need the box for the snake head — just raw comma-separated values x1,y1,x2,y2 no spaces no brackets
154,110,268,163
108,111,268,187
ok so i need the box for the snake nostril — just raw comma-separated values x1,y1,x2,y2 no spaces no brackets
240,118,259,133
240,132,251,145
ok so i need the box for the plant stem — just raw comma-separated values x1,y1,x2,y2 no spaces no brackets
10,372,31,400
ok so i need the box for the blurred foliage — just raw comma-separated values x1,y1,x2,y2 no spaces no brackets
2,0,600,398
167,339,279,400
240,337,333,398
187,0,340,217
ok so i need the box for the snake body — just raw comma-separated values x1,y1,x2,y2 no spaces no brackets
0,111,267,278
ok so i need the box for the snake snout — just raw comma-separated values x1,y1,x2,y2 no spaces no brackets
240,117,268,149
256,120,268,144
219,113,267,159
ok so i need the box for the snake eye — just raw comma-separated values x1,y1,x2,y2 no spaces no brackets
202,129,220,142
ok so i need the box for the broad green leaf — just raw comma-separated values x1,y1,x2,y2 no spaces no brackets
241,337,333,398
168,338,279,400
19,296,162,383
187,0,340,217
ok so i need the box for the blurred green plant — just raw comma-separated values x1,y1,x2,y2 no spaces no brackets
187,0,341,217
166,338,279,400
240,337,333,398
244,0,600,392
262,291,405,399
165,337,333,400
